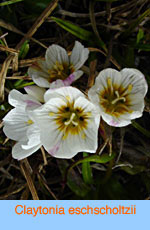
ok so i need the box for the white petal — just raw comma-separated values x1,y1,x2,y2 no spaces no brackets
12,141,41,160
3,108,29,141
37,59,49,71
70,41,89,70
74,96,101,130
97,68,122,88
120,68,148,96
28,60,50,88
88,85,102,110
8,90,25,108
45,44,69,69
127,93,145,119
74,96,99,116
44,86,85,102
24,85,46,103
22,124,41,149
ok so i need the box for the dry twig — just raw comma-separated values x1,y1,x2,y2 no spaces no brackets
20,159,39,200
0,0,58,101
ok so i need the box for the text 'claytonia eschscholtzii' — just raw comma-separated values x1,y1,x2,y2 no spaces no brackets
88,68,148,127
31,86,100,159
28,41,89,89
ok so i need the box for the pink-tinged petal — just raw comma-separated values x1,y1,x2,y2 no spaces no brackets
25,99,41,108
22,95,42,111
63,73,75,85
62,71,83,86
110,120,119,126
48,143,60,156
49,73,76,90
101,112,131,127
49,79,66,90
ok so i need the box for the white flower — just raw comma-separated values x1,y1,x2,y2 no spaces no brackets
88,68,148,127
3,86,44,160
24,85,46,103
28,41,89,89
32,86,100,158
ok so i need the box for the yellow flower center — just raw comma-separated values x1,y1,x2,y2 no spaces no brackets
48,61,75,83
49,97,91,140
26,119,34,125
99,78,133,117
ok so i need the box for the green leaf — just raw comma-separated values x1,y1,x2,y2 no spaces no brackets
132,121,150,138
123,9,150,38
15,81,34,89
51,16,106,50
14,79,24,87
0,39,6,46
69,153,115,174
82,153,93,184
19,40,29,59
51,16,93,41
135,43,150,51
136,28,144,44
0,0,24,7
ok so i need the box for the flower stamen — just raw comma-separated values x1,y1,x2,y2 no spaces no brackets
64,113,78,126
107,78,113,94
111,91,126,104
48,61,75,82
